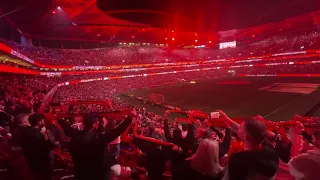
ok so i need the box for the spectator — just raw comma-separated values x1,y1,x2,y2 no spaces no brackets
225,118,279,180
20,113,55,180
69,109,135,180
146,123,165,141
186,138,224,180
9,112,30,148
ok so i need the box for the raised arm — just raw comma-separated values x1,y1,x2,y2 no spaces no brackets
217,110,240,133
219,127,232,159
101,109,135,144
184,119,198,152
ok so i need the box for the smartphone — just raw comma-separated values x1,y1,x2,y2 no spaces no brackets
210,112,220,119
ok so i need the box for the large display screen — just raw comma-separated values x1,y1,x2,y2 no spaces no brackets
219,41,236,49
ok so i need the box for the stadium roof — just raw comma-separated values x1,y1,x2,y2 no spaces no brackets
0,0,319,41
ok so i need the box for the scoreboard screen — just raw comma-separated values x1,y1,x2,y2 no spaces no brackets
219,41,236,49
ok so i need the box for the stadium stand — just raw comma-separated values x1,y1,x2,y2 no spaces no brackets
1,3,320,180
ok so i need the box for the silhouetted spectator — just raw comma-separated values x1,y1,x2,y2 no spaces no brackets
20,113,55,180
69,109,135,180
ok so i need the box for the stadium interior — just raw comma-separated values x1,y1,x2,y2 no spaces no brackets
0,0,320,180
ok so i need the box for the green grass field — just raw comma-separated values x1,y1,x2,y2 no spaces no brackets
118,76,320,122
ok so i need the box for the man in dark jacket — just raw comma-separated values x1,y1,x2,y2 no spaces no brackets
20,113,55,180
69,109,135,180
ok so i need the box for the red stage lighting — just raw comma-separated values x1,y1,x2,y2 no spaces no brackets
195,40,198,42
209,41,212,43
52,11,56,14
165,38,168,40
172,38,175,41
172,30,174,33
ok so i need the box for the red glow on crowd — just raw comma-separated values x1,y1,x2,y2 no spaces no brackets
1,4,320,180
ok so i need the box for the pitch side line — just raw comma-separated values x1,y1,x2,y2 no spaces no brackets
263,96,304,118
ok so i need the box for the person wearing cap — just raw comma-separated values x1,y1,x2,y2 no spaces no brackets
20,113,55,180
69,109,135,180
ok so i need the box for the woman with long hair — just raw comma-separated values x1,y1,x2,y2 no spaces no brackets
185,138,224,180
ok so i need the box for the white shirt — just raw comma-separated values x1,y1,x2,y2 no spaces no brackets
289,148,320,180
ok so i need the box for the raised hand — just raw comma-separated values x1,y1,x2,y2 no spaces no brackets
216,110,229,120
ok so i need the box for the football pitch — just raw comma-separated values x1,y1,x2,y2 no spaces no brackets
118,76,320,122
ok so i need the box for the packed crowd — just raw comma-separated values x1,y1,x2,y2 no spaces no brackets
0,52,35,69
1,17,320,180
53,70,222,103
237,63,320,75
236,29,320,56
2,29,320,67
0,72,320,180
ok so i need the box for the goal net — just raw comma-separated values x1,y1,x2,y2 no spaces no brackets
148,93,165,104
